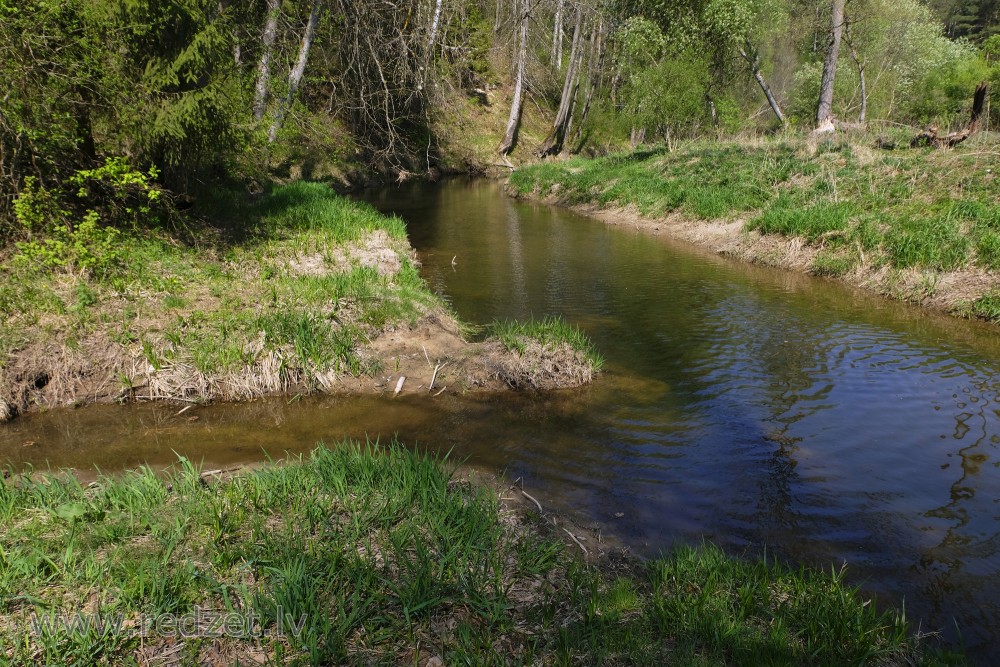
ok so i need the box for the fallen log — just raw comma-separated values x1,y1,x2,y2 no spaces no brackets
910,82,988,149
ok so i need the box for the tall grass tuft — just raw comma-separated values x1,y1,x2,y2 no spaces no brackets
489,315,604,370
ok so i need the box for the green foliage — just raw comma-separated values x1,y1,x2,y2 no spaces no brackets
9,158,166,277
14,196,123,277
0,444,943,665
614,19,712,140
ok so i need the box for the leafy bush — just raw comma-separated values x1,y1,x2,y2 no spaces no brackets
10,158,164,277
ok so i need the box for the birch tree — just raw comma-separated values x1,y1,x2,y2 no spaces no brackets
269,0,323,143
498,0,530,156
253,0,281,122
538,6,585,157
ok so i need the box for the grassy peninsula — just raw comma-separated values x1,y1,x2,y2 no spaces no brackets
509,136,1000,323
0,182,601,421
0,442,952,666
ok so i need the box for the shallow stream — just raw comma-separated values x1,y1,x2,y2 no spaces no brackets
4,179,1000,659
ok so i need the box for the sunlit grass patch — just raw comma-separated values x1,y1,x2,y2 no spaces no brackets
0,182,443,402
811,249,857,277
750,199,859,242
884,214,970,270
971,291,1000,322
0,444,950,665
513,138,1000,279
489,315,603,371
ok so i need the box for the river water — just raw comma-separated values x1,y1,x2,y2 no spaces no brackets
4,179,1000,659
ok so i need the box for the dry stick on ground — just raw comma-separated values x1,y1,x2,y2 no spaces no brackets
521,489,543,512
519,488,589,555
429,362,447,391
563,527,589,554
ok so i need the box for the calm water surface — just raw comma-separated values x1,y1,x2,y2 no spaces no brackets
4,179,1000,659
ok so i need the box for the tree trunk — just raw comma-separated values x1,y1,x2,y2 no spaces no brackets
816,0,846,129
269,0,323,143
498,0,529,156
551,0,564,68
572,17,605,149
844,18,866,123
253,0,281,122
910,82,989,148
630,126,645,147
427,0,443,55
740,42,786,127
537,8,583,157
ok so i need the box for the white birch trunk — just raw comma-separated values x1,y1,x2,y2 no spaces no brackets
269,0,323,143
253,0,281,121
816,0,846,128
538,8,583,157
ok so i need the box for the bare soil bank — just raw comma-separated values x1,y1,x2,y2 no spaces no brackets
0,311,594,424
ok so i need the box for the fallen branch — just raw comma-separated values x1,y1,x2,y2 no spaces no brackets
521,490,543,513
563,527,589,554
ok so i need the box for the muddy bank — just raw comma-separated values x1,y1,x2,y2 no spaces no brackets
0,312,594,425
523,191,999,323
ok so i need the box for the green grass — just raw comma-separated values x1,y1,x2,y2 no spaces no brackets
0,443,956,665
0,182,439,397
971,290,1000,322
511,138,1000,278
489,315,604,370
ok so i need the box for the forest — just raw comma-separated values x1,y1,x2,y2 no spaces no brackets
1,0,998,249
3,2,1000,664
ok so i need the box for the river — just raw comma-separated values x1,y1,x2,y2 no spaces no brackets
4,178,1000,660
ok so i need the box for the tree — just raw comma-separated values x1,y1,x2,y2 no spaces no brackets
269,0,324,143
498,0,530,157
254,0,282,122
538,6,586,157
816,0,847,129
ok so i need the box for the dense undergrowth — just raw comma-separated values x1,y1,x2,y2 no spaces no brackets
509,135,1000,321
0,443,959,665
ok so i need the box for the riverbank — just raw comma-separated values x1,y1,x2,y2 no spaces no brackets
0,442,955,665
508,136,1000,323
0,183,600,423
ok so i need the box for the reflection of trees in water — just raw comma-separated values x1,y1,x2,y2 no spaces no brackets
916,379,1000,647
689,294,834,535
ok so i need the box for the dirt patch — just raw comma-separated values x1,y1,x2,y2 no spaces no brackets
0,334,130,416
345,312,598,396
286,229,410,277
555,199,999,320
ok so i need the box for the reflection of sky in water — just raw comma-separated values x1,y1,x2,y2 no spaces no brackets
5,179,1000,661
